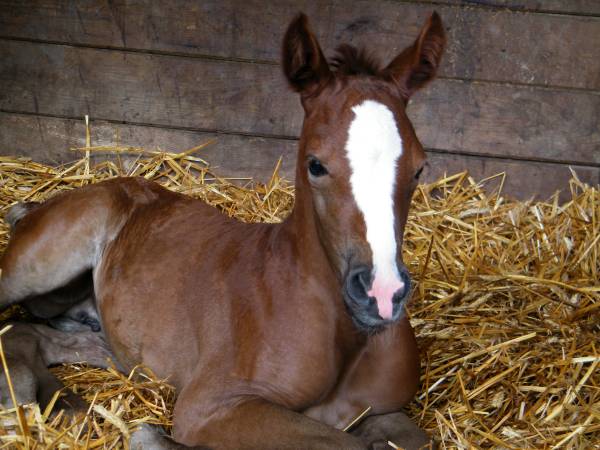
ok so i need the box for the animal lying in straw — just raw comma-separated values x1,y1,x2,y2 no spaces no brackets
0,12,445,449
0,322,111,410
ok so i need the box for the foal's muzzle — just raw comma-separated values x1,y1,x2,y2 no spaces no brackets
343,265,411,332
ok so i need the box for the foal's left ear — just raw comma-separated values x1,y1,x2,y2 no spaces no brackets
382,12,446,100
282,13,331,97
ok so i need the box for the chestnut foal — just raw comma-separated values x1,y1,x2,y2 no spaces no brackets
0,13,445,449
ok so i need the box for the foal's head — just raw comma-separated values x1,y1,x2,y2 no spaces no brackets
282,13,445,332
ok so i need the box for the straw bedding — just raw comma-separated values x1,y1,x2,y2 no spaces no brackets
0,144,597,449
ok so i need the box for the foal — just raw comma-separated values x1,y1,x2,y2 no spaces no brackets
0,12,445,449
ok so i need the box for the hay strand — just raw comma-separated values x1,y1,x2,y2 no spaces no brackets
0,142,598,449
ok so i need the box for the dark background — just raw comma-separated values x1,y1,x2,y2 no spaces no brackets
1,0,599,199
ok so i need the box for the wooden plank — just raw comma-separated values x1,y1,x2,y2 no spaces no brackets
0,0,331,61
0,40,303,139
424,152,599,202
409,80,600,166
329,1,600,90
1,113,597,200
0,113,297,182
1,41,599,166
1,1,600,89
419,1,600,16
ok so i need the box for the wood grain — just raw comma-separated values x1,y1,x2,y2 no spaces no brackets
424,152,599,202
419,0,600,15
1,0,600,89
1,113,597,200
0,112,297,182
0,40,303,139
1,40,598,166
410,80,600,166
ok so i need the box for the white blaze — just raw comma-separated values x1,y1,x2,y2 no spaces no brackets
345,100,404,320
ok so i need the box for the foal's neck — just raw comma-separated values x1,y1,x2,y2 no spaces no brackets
255,176,365,353
277,183,333,277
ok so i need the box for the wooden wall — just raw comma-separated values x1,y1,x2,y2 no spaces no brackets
1,0,599,199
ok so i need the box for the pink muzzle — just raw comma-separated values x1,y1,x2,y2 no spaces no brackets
368,275,405,320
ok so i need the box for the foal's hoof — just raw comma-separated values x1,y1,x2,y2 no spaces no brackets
369,439,435,450
83,316,102,332
352,411,434,450
130,424,184,450
49,316,101,333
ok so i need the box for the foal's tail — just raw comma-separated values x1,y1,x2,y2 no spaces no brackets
0,178,157,309
5,202,40,229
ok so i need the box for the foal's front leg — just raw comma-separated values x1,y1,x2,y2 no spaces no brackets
172,389,366,449
304,317,431,449
351,412,432,450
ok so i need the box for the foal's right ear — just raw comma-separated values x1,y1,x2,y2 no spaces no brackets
382,12,446,100
282,13,331,97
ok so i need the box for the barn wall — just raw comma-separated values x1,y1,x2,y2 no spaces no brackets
0,0,599,199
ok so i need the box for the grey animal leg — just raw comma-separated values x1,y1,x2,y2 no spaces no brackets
130,424,193,450
351,411,434,450
0,322,115,413
49,297,102,333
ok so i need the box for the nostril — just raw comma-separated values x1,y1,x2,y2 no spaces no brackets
394,268,412,302
357,269,371,291
346,266,372,302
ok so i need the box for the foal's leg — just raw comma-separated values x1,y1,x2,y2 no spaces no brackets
304,317,431,449
0,181,131,309
29,323,113,369
130,424,193,450
169,319,423,449
0,356,70,410
0,340,79,411
1,356,37,406
172,390,366,449
48,296,102,332
4,221,102,332
0,203,42,406
22,270,96,321
351,412,433,450
0,212,93,308
1,323,82,411
0,322,114,411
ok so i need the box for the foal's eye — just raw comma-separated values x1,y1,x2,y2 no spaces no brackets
308,158,329,177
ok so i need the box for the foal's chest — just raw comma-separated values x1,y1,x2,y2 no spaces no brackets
231,312,345,410
261,344,341,409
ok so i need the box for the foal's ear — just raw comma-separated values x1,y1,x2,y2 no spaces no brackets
382,12,446,100
282,13,331,96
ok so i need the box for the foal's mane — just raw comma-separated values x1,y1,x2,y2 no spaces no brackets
330,44,381,76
